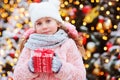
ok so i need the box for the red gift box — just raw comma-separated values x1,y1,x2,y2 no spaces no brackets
32,48,54,73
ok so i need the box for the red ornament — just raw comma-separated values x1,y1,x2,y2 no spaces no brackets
33,0,41,3
82,5,92,14
78,32,87,45
72,8,77,13
118,53,120,59
106,42,113,51
104,72,109,77
96,16,104,31
13,35,18,41
111,77,116,80
82,36,87,45
9,52,15,58
98,18,104,23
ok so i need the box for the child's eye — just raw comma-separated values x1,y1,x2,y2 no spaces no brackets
36,22,42,25
46,19,51,23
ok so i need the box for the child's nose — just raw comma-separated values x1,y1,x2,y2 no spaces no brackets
42,23,48,29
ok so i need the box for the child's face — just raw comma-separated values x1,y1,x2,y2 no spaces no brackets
35,17,60,35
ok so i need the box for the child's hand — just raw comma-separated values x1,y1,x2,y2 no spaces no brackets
64,22,78,39
52,54,62,73
22,28,35,39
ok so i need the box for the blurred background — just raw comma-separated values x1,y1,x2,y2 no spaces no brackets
0,0,120,80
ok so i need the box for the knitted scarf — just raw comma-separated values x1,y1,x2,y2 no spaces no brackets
24,29,68,50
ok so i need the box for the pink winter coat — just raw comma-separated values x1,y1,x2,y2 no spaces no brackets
13,38,86,80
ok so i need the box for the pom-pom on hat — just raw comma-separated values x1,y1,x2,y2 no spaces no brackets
29,0,64,26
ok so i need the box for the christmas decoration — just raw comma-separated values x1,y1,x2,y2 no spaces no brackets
86,41,96,53
82,5,92,14
33,0,41,3
96,15,104,32
103,17,112,30
83,6,99,23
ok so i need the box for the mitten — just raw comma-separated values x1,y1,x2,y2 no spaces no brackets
23,28,35,39
52,54,62,73
28,57,34,73
64,22,78,39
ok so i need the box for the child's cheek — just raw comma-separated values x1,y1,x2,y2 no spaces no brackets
35,27,42,34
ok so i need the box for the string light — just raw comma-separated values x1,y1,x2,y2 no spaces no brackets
65,16,70,21
84,56,88,60
68,0,73,3
24,11,29,17
71,20,75,24
100,6,104,11
99,71,104,76
14,16,19,20
4,0,8,4
96,0,100,3
115,0,119,2
118,78,120,80
116,48,120,53
2,74,6,77
10,0,15,5
85,34,90,38
104,58,109,63
61,12,66,17
106,11,110,15
15,53,19,58
104,46,107,51
74,1,80,5
102,36,108,40
9,7,14,12
13,4,17,8
16,23,23,28
0,32,1,36
64,1,69,6
86,52,91,58
116,15,120,19
94,63,99,68
91,0,94,3
113,25,117,29
0,66,2,73
116,7,120,11
61,4,65,8
17,0,21,3
1,12,8,18
99,29,104,34
108,2,112,6
85,64,89,68
91,26,95,31
13,58,18,63
79,4,83,9
19,8,25,13
25,19,29,24
4,4,10,10
20,13,24,18
83,22,87,26
10,63,14,67
29,22,33,27
0,49,5,57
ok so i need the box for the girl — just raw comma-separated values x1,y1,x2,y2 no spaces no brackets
13,0,86,80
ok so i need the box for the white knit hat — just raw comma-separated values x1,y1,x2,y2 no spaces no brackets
29,0,64,26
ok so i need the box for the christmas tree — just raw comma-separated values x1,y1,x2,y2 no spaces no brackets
60,0,120,80
0,0,120,80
